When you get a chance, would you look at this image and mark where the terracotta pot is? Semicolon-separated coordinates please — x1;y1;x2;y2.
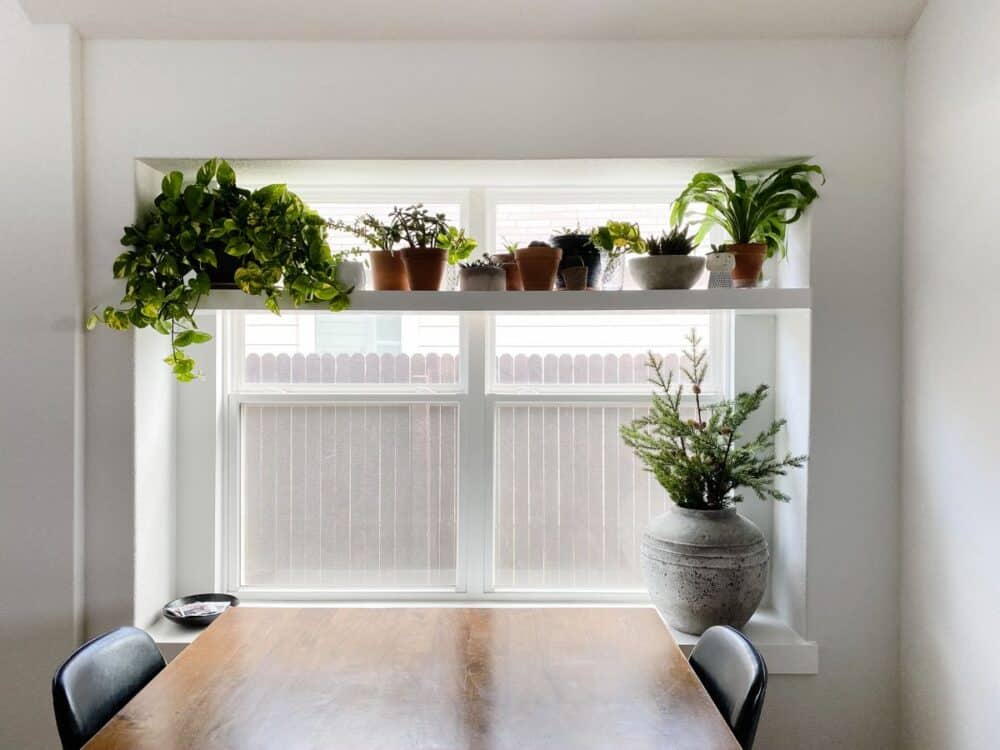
514;246;562;291
560;265;588;290
400;247;447;291
369;251;409;291
726;243;767;288
490;253;524;291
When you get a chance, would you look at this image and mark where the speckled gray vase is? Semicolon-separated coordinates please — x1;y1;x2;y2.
641;506;768;635
628;255;706;290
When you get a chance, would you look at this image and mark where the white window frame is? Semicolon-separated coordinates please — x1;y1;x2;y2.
221;310;731;602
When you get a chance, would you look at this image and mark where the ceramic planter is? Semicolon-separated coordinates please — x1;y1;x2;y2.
641;505;768;635
459;266;506;291
514;246;562;291
369;251;409;291
550;233;601;289
628;255;706;290
490;253;524;291
334;259;367;291
726;243;768;288
400;247;447;291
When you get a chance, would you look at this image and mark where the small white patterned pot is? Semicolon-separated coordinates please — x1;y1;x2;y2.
335;260;367;291
641;505;768;635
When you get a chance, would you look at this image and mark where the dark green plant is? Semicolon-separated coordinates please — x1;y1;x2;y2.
389;204;450;250
646;225;697;256
670;163;824;260
459;253;503;270
89;158;350;381
437;226;478;265
620;330;806;510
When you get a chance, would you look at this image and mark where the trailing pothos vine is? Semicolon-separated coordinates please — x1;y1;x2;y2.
88;158;351;381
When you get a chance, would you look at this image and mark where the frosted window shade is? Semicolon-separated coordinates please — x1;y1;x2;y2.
242;404;459;588
494;405;670;590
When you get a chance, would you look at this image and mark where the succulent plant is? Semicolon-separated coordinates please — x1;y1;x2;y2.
646;225;698;256
528;240;551;248
459;253;504;270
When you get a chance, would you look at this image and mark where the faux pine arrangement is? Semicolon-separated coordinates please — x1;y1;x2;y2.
89;158;351;381
621;330;806;510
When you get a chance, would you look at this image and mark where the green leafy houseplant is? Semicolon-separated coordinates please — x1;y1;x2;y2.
645;225;697;256
620;331;806;510
589;220;646;258
389;204;450;250
669;163;824;260
437;225;478;265
328;214;400;253
90;158;351;381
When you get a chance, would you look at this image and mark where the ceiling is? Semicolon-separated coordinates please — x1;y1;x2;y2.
19;0;927;40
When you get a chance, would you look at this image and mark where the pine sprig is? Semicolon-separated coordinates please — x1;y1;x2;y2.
620;330;807;510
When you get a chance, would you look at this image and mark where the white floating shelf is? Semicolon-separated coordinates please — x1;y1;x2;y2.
202;288;811;313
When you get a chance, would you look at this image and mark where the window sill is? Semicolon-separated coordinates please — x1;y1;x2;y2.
148;604;817;674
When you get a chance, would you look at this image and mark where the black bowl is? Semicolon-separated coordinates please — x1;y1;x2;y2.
162;593;239;628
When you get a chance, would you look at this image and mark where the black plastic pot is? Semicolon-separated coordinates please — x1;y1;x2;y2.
206;250;243;289
550;233;601;289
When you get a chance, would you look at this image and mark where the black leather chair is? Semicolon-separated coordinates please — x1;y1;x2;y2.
689;625;768;750
52;626;165;750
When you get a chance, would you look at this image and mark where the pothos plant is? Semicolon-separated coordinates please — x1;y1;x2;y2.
89;158;351;381
670;163;824;259
620;330;806;510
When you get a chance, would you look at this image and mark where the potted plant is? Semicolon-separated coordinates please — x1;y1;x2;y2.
589;220;645;290
329;215;406;291
559;256;588;290
490;238;524;291
389;204;451;290
458;254;506;291
550;226;600;289
628;225;706;290
670;163;824;287
437;224;478;290
514;240;562;291
334;247;369;291
88;158;351;381
620;331;807;634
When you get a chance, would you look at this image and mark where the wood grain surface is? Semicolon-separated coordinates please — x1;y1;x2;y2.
85;607;739;750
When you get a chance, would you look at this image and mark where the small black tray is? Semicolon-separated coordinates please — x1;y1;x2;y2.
162;593;239;628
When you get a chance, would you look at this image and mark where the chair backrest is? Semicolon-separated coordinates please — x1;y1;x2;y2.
52;626;165;750
689;625;768;750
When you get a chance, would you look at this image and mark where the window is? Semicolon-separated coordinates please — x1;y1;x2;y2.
226;310;728;598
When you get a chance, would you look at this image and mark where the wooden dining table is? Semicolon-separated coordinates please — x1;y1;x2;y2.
85;606;740;750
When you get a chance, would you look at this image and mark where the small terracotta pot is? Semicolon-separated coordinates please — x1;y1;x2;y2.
369;251;409;291
400;247;447;291
490;253;524;291
561;265;588;290
514;246;562;291
726;243;768;288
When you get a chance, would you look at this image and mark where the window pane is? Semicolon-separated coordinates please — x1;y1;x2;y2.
493;313;716;392
494;202;671;248
243;403;458;589
242;312;460;386
493;404;676;590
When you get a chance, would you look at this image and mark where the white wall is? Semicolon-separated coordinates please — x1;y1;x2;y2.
901;2;1000;748
0;1;83;747
83;39;903;748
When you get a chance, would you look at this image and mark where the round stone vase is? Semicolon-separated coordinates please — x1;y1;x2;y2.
641;505;768;635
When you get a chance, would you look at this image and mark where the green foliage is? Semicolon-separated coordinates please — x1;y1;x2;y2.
389;204;450;250
93;158;351;381
620;330;807;510
459;253;503;270
437;226;478;265
670;164;823;260
590;220;647;258
328;215;400;253
501;238;520;255
646;225;697;256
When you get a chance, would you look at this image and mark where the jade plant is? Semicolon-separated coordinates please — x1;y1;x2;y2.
389;204;449;250
670;163;824;259
89;158;351;381
328;214;400;254
645;225;698;256
620;330;806;510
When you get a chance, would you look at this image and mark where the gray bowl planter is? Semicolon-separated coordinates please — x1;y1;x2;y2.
628;255;706;290
335;259;367;291
641;505;768;635
459;266;506;291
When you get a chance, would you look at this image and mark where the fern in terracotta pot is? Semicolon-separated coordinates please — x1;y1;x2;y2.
621;330;806;634
670;163;823;287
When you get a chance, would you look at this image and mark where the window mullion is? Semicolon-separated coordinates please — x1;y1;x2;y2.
458;311;489;596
